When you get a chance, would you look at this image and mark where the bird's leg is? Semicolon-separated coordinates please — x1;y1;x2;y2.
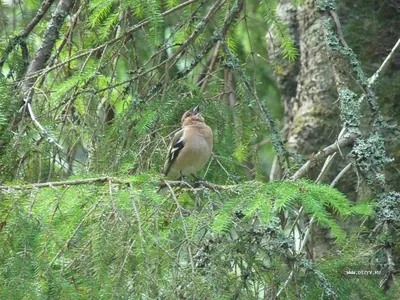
179;171;187;188
191;174;204;185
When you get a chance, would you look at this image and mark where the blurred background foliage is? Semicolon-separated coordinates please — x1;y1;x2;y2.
0;0;399;298
0;0;288;184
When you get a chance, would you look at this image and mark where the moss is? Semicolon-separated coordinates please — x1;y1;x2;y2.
291;115;306;135
323;18;341;51
350;133;393;185
308;105;333;118
338;88;360;132
322;18;367;85
376;192;400;223
315;0;336;12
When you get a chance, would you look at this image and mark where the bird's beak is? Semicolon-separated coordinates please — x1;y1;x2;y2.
192;105;200;116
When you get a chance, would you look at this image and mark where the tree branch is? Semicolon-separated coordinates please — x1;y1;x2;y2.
0;177;236;191
21;0;56;38
20;0;199;82
291;134;356;180
0;177;114;190
21;0;75;96
176;0;244;79
0;0;55;70
368;37;400;88
221;41;290;169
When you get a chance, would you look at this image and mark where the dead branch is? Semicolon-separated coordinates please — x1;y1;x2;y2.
290;134;356;180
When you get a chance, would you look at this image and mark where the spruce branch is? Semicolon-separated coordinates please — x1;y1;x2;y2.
0;177;117;190
276;159;353;298
47;196;103;270
176;0;244;80
26;101;63;150
19;0;199;83
0;177;236;191
199;41;221;92
0;0;56;70
166;0;224;67
43;0;90;83
11;0;76;149
45;0;225;98
221;41;290;170
165;180;196;274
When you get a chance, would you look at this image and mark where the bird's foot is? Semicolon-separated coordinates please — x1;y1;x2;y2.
191;175;205;186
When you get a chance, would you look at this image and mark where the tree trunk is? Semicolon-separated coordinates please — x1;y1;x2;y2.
267;0;400;258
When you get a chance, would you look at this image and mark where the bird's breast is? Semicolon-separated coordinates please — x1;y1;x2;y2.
175;134;212;176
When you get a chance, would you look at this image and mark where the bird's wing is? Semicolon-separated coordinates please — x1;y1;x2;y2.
163;128;185;176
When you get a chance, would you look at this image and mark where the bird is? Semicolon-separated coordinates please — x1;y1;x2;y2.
163;105;213;179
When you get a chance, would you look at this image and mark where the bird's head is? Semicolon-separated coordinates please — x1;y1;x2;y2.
181;105;205;125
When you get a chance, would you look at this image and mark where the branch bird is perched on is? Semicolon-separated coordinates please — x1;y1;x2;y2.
163;105;213;179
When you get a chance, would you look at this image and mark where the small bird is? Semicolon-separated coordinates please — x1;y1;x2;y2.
163;105;213;179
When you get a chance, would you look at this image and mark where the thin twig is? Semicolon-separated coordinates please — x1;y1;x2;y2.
279;153;347;297
0;177;115;190
45;0;88;69
221;40;289;169
368;38;400;87
176;0;244;80
200;41;221;92
291;135;355;180
290;152;336;243
0;0;55;69
164;181;196;274
21;0;75;96
0;177;236;192
162;179;237;191
167;0;223;65
315;152;337;183
330;163;352;188
47;197;103;269
328;10;349;49
26;101;63;149
19;0;199;83
21;0;56;38
380;246;396;289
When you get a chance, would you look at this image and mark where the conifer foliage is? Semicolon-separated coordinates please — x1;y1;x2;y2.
0;0;398;298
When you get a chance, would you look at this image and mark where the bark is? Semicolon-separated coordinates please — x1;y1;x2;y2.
20;0;56;38
0;0;56;70
267;0;400;259
267;0;351;258
338;0;400;189
266;0;299;127
267;0;338;156
21;0;75;96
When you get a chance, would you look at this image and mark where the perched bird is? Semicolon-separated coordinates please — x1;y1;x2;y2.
163;105;213;179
